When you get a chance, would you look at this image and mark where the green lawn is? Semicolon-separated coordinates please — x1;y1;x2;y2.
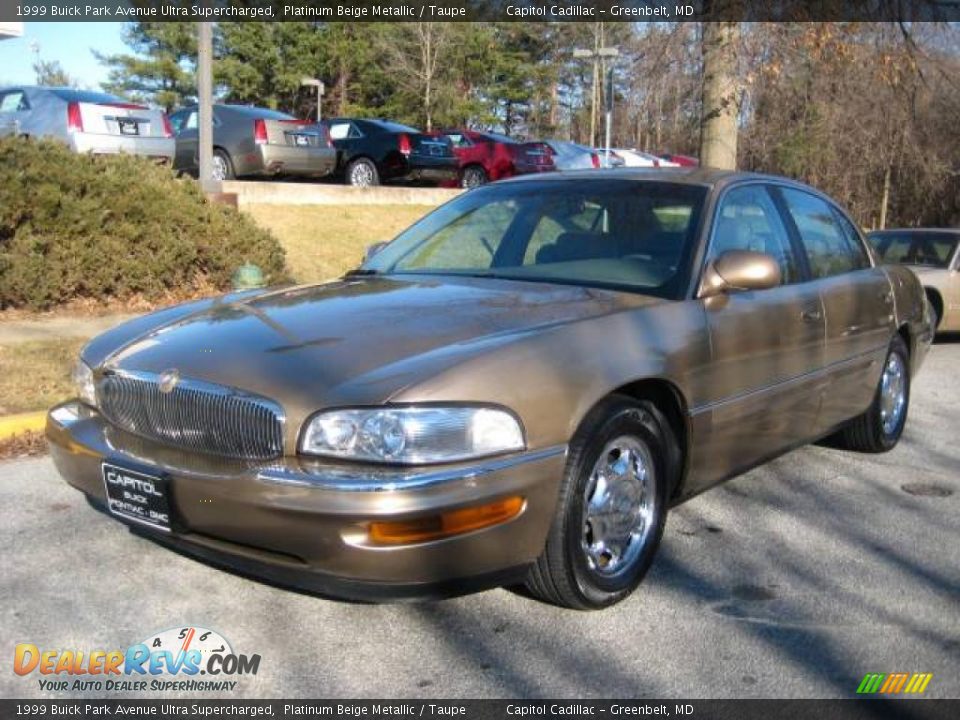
243;204;438;284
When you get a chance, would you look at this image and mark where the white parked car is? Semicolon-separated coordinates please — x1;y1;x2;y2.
613;149;681;168
0;86;175;163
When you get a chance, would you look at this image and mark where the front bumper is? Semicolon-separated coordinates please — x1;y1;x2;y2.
46;402;565;600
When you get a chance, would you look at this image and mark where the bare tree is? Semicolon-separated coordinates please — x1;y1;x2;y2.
700;21;741;169
375;23;455;131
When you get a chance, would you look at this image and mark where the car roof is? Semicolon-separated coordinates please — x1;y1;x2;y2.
500;167;801;189
867;228;960;235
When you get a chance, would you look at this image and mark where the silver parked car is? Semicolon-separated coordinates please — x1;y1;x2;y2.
169;104;337;181
0;86;175;163
543;140;622;170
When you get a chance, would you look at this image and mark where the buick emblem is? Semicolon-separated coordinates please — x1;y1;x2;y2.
158;369;180;394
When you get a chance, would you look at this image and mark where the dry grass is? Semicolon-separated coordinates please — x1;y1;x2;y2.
0;338;86;415
243;204;437;283
0;431;47;460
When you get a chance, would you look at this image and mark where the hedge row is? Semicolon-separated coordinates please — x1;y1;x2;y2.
0;137;288;310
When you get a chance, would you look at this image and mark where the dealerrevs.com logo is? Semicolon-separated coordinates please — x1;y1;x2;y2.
14;626;260;693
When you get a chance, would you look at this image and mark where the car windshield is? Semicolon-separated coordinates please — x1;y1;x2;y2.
370;120;420;134
225;105;295;120
868;232;959;268
49;89;126;104
480;131;517;144
364;179;707;299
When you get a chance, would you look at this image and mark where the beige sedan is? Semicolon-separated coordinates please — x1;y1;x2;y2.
48;170;933;609
868;229;960;333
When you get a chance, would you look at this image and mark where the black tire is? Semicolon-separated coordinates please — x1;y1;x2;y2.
839;334;910;453
525;395;678;610
212;148;235;181
925;291;941;332
346;157;380;187
461;165;489;189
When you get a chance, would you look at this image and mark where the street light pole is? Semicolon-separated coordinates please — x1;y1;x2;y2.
573;46;619;161
197;22;214;192
301;78;325;123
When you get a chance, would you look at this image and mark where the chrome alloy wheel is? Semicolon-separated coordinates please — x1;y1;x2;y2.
880;352;907;435
581;436;657;578
350;162;375;187
211;154;228;181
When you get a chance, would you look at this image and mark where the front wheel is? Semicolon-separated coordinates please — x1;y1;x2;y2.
211;149;235;181
839;335;910;453
525;396;677;610
461;165;488;189
346;158;379;187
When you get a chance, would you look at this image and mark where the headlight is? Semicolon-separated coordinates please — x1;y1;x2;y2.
299;406;525;464
73;360;97;407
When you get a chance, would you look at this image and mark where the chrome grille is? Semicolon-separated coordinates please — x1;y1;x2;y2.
97;371;284;460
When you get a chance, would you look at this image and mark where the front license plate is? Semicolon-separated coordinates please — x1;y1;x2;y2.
118;119;139;136
102;463;172;532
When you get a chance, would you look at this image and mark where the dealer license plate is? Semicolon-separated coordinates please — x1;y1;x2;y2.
102;462;172;532
118;119;139;136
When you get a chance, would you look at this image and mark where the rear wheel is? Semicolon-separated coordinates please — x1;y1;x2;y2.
211;149;234;181
461;165;488;189
839;335;910;453
925;290;941;332
346;158;379;187
525;396;676;610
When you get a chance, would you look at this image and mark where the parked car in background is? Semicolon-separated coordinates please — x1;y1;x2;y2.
439;129;554;188
543;140;616;170
614;149;681;168
48;169;931;610
0;86;174;163
168;104;336;181
659;153;699;167
592;148;626;168
867;228;960;333
323;118;458;187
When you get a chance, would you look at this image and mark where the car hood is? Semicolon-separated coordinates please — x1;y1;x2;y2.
99;275;662;413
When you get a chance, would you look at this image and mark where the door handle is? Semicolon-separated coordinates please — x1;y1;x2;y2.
800;308;822;322
879;291;894;305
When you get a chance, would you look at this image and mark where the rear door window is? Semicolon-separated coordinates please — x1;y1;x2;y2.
778;188;870;278
0;91;27;113
328;122;361;140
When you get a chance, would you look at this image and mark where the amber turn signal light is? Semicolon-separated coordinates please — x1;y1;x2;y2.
368;496;525;546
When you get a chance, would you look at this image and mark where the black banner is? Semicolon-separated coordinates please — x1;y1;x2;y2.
2;0;960;23
2;700;960;720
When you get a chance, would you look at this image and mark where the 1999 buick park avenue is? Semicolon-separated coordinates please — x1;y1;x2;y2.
48;169;933;609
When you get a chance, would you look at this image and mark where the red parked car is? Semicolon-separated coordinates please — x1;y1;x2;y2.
659;153;699;167
439;129;555;188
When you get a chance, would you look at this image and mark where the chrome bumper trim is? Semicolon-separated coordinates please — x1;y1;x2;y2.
257;445;567;492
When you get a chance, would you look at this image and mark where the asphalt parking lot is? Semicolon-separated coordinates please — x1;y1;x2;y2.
2;342;957;700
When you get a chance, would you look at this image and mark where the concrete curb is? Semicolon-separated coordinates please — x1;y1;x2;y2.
0;411;46;440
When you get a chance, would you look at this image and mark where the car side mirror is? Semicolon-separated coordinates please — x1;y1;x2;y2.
699;250;781;298
364;242;388;262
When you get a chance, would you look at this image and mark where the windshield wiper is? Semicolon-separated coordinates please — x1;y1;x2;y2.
344;268;380;277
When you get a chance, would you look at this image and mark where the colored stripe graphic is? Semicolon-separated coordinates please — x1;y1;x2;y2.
858;672;932;694
857;674;885;694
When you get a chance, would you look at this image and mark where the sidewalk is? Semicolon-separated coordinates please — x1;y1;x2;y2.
0;313;134;345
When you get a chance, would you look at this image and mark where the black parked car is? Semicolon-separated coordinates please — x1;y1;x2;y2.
323;118;459;186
